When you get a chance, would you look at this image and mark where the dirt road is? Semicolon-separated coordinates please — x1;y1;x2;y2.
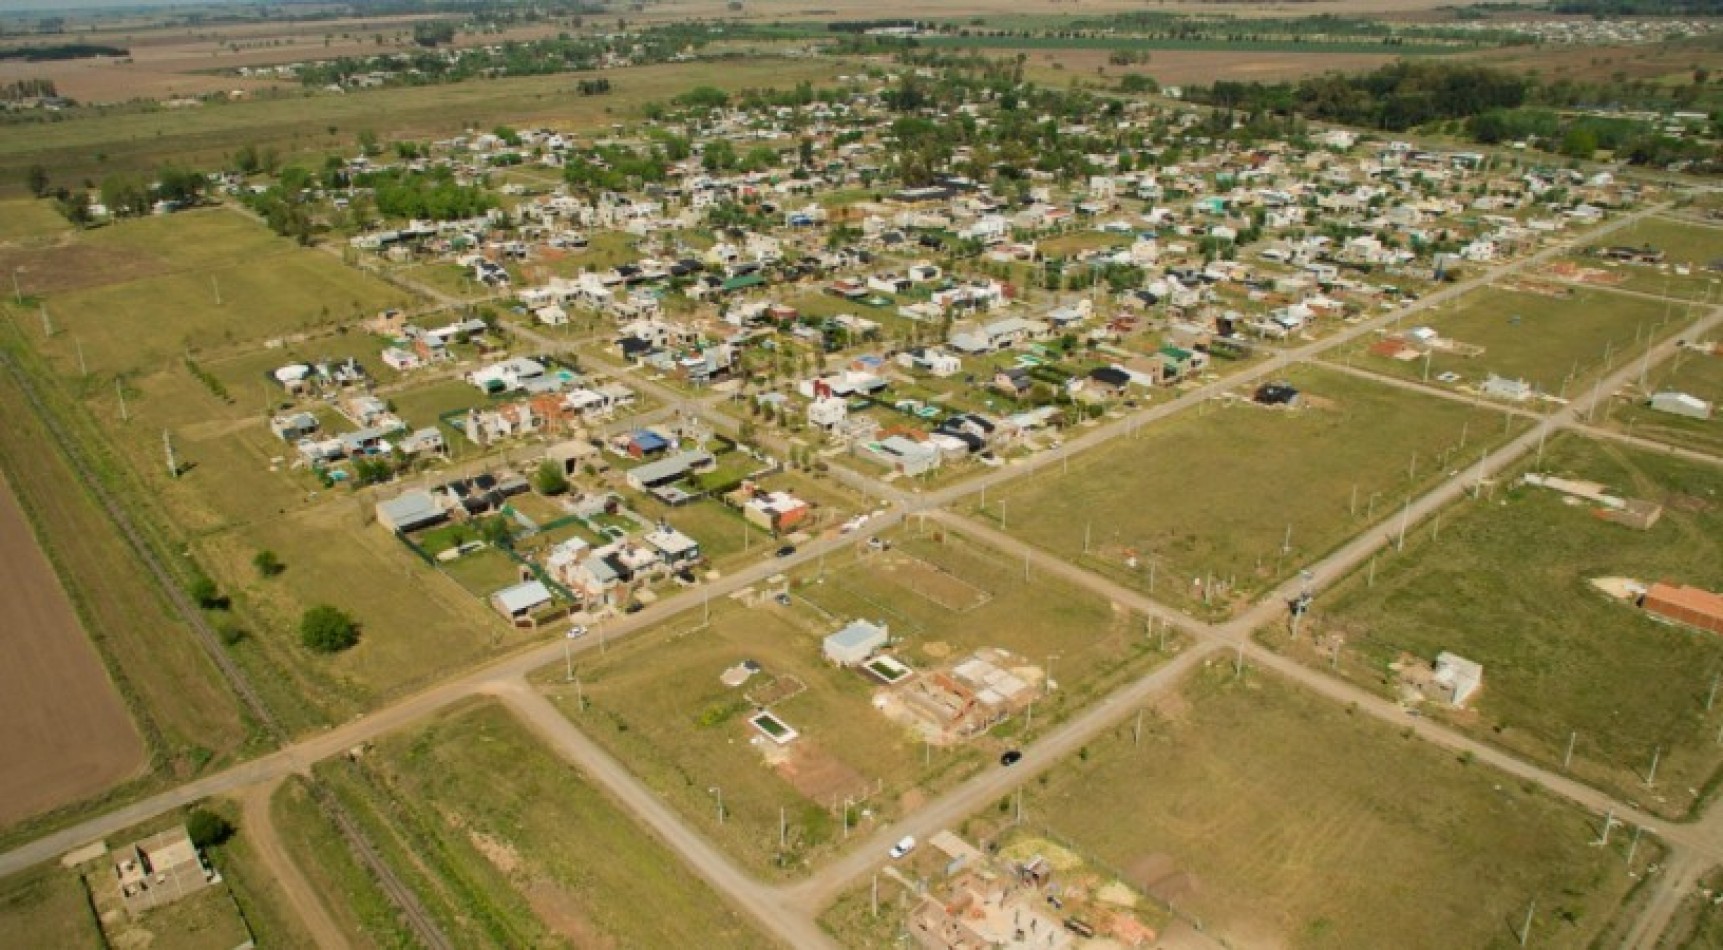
0;471;144;826
240;780;348;950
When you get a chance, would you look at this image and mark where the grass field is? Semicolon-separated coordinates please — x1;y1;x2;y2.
0;199;72;244
1658;866;1723;949
318;698;771;948
537;527;1178;876
270;777;415;949
1579;216;1723;303
972;364;1526;615
0;865;104;950
1274;434;1723;819
911;665;1652;949
1336;284;1689;397
1606;345;1723;457
0;59;844;198
19;210;416;377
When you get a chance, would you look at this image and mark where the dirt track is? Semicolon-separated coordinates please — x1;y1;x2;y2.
0;472;144;827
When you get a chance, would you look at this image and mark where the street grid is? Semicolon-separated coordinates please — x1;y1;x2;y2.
3;195;1723;948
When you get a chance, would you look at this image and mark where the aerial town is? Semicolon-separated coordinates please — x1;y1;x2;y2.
0;0;1721;947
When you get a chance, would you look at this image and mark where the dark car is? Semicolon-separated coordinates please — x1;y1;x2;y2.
775;544;797;558
1000;750;1023;767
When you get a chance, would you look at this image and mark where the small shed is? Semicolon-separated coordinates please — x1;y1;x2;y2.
492;580;552;619
1432;652;1483;707
1649;391;1713;421
375;490;446;533
824;620;889;666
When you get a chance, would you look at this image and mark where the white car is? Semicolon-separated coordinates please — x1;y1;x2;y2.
889;835;916;859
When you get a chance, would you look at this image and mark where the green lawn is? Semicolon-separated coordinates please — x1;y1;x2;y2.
318;699;771;948
1336;284;1690;397
975;364;1527;616
1278;434;1723;819
925;665;1653;950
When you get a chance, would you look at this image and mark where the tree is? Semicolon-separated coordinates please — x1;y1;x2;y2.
189;576;228;610
185;808;234;848
253;550;284;578
25;164;49;198
533;460;569;496
300;605;359;653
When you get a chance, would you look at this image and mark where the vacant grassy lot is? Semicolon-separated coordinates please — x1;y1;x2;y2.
24;210;415;377
1605;346;1723;457
318;699;770;948
0;865;104;950
539;526;1176;875
974;365;1525;615
949;666;1648;949
0;199;71;243
1338;284;1688;397
1280;434;1723;819
1658;866;1723;949
271;777;414;949
1580;216;1723;302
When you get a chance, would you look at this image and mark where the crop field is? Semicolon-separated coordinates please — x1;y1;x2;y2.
1277;435;1723;819
0;475;144;827
1017;48;1406;87
972;365;1526;616
0;864;104;950
940;665;1651;950
1577;216;1723;303
317;699;770;948
1337;283;1688;398
0;59;844;197
539;527;1176;875
1605;345;1723;457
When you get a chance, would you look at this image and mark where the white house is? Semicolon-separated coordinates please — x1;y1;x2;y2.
467;357;548;394
823;620;889;666
1433;652;1483;707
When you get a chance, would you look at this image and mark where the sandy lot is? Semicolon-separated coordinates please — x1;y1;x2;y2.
0;473;144;827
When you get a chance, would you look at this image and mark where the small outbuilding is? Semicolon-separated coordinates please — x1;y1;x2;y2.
492;579;553;619
1649;391;1713;421
1432;652;1483;707
823;620;889;666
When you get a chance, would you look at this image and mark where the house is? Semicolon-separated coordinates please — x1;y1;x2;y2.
1087;366;1133;395
375;490;447;532
111;825;217;913
741;489;811;534
993;367;1034;399
270;411;320;442
468;357;548;394
1432;652;1484;707
823;619;889;666
897;347;962;377
859;435;941;477
1643;583;1723;635
643;524;702;567
545;438;604;477
808;395;848;430
492;579;553;620
1649;391;1713;420
1481;374;1534;402
625;449;715;491
621;429;670;459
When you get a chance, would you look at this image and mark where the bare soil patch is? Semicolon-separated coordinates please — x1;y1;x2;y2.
0;242;167;297
776;741;870;805
0;472;144;826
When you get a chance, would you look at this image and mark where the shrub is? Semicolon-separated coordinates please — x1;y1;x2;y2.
185;808;234;848
252;550;284;578
300;605;359;653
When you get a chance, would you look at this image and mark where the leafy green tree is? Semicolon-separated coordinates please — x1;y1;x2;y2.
533;460;569;496
253;550;285;578
300;605;359;653
25;164;48;198
185;808;234;848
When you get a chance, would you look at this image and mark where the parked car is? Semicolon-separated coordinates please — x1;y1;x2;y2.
889;835;916;859
1000;750;1023;767
776;544;797;558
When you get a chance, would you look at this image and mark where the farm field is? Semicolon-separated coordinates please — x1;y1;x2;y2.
876;665;1652;950
1272;435;1723;819
1017;47;1406;86
0;864;104;950
1575;216;1723;302
971;364;1526;616
1334;283;1688;398
0;329;251;823
317;699;771;948
0;59;844;198
1604;344;1723;458
0;475;143;826
537;527;1178;876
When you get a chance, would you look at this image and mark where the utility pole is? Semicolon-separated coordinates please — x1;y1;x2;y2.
39;303;52;338
163;430;178;478
1397;498;1410;551
1134;708;1144;746
1564;730;1576;769
1645;746;1661;787
1518;898;1535;948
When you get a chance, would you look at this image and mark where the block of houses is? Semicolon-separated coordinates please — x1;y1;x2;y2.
1649;391;1712;420
823;619;889;666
